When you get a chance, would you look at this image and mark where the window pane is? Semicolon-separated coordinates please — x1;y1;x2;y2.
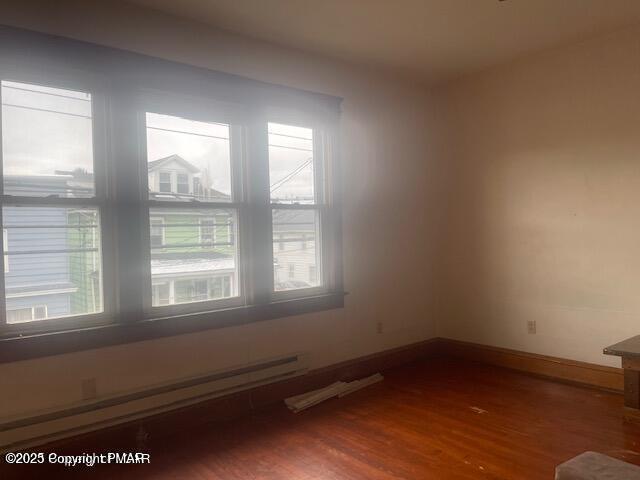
272;209;321;291
1;81;95;197
268;123;315;204
150;218;164;248
3;206;103;323
146;113;232;202
149;208;238;306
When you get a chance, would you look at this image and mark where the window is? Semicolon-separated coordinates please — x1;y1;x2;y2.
149;217;165;248
176;173;189;194
1;80;105;326
7;305;48;323
211;276;231;299
200;218;215;245
269;123;322;292
0;29;342;358
173;278;221;304
152;283;170;306
145;110;238;310
159;171;172;193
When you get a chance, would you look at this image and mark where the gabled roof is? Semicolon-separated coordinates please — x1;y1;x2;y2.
148;154;200;174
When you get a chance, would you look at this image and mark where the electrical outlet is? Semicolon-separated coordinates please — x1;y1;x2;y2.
527;320;536;334
81;378;97;400
376;322;384;334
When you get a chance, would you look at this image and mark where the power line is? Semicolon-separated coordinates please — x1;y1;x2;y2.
268;143;312;153
268;131;312;141
2;84;91;102
1;102;91;120
270;158;313;193
146;125;229;141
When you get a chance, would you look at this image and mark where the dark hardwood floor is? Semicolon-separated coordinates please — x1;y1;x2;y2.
4;357;640;479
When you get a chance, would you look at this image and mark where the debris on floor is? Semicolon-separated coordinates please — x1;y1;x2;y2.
285;373;384;412
470;406;488;414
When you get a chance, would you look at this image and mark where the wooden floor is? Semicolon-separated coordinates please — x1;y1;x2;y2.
4;358;640;479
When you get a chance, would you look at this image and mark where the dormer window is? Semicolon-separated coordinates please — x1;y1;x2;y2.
159;171;172;193
176;173;189;194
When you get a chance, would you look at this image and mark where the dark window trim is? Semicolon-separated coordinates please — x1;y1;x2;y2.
0;292;346;364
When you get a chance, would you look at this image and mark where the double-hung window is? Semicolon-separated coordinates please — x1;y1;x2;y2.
158;171;172;193
0;27;342;360
269;123;324;293
149;217;165;248
1;77;108;332
143;102;242;313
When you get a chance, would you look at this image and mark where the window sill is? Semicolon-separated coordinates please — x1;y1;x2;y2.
0;292;346;364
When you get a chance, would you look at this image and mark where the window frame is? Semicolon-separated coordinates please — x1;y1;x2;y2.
175;172;189;194
268;117;330;300
138;91;247;316
149;216;165;248
158;171;172;193
0;26;344;363
0;67;116;336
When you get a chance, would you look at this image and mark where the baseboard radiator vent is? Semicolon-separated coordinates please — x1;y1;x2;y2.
0;352;309;450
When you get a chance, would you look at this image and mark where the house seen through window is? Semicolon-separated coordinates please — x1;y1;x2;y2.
0;69;338;331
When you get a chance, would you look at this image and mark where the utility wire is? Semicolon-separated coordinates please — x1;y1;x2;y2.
1;102;91;119
146;125;229;141
2;84;91;102
270;158;313;193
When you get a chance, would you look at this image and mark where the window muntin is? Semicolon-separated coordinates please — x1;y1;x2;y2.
148;208;238;307
146;112;232;202
1;81;95;198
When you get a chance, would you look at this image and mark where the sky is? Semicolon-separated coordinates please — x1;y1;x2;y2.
1;80;94;195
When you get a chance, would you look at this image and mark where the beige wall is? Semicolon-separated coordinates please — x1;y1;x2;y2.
0;0;445;442
435;26;640;367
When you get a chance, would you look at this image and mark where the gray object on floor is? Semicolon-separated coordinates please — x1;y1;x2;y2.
555;451;640;480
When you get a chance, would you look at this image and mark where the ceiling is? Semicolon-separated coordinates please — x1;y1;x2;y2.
128;0;640;85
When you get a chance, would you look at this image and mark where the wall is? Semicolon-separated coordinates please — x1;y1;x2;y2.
435;26;640;367
0;0;445;444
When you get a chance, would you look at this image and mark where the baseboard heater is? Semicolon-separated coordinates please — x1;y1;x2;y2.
0;352;308;447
